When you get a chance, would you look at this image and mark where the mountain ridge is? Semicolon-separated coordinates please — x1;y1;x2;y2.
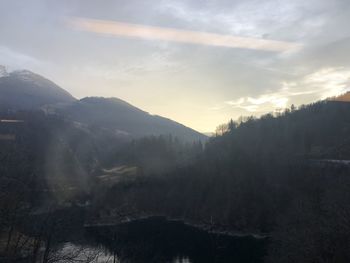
0;68;206;142
52;96;206;142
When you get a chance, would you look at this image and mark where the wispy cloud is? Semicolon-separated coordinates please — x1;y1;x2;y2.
304;68;350;98
73;50;182;83
67;17;302;53
226;95;289;112
224;67;350;113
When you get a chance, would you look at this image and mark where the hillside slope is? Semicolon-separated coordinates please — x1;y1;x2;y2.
207;97;350;161
94;96;350;236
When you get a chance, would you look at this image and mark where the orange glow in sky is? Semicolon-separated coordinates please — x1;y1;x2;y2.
68;17;302;53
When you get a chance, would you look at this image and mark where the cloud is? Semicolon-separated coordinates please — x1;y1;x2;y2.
156;0;331;41
304;68;350;98
67;17;302;53
226;95;289;112
72;49;183;84
224;67;350;113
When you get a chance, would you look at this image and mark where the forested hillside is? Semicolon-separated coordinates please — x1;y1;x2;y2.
93;97;350;262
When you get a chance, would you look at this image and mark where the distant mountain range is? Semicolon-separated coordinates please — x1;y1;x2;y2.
0;67;206;142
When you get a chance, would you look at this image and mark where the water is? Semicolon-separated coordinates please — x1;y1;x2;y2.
55;217;267;263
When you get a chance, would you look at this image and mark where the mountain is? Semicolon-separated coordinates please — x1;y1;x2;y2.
0;67;76;110
51;97;207;142
0;68;206;142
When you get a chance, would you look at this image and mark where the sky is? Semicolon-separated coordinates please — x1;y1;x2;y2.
1;0;350;132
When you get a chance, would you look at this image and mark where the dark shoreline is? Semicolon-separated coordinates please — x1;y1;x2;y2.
84;215;270;239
